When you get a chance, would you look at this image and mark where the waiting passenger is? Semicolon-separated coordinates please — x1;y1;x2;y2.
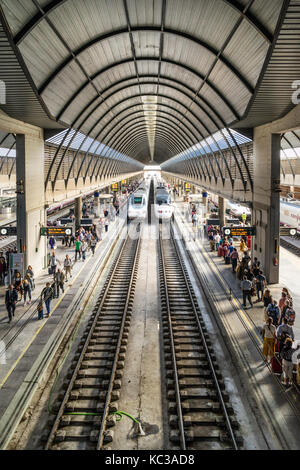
241;275;253;308
75;237;81;261
22;277;32;305
263;289;272;311
281;338;296;386
26;265;35;290
266;299;280;327
54;269;65;298
230;248;239;273
255;270;266;302
262;317;276;363
276;318;294;354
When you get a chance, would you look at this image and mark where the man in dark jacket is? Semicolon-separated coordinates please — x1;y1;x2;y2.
5;284;18;323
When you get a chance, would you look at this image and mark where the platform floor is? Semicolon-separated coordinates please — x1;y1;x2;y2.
0;211;125;436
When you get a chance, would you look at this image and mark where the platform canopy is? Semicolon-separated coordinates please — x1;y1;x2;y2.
0;0;297;165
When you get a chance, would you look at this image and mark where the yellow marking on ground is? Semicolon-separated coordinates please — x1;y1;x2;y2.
0;250;92;389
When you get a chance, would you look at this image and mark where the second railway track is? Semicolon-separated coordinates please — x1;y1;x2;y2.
158;224;242;450
44;227;141;450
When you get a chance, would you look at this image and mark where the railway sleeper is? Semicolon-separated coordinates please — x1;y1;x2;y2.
168;399;233;414
167;368;213;379
167;377;225;390
170;427;240;444
169;412;227;427
69;389;120;401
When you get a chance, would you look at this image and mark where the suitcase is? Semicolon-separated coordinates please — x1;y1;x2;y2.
218;246;223;257
271;355;282;375
225;256;231;265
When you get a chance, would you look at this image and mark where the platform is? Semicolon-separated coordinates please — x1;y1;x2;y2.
0;210;127;448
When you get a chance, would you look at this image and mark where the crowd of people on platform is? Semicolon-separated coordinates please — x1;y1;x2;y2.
3;181;141;324
205;221;299;388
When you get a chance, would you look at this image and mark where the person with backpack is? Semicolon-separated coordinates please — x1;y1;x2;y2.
276;318;294;354
266;299;280;327
41;282;54;317
262;317;276;363
230;248;239;273
255;270;266;302
281;337;296;386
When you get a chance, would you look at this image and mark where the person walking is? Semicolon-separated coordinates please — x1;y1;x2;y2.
22;277;32;305
49;252;59;275
64;254;72;281
26;265;35;290
104;219;109;233
14;271;23;301
54;269;65;298
41;282;54;317
49;236;56;251
241;275;253;308
90;236;97;255
5;284;18;323
81;239;88;261
75;237;81;261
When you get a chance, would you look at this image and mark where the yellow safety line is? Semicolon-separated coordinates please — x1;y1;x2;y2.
0;249;94;389
177;209;262;344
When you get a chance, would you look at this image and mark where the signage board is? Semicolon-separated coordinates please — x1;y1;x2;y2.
0;226;17;236
184;182;191;192
10;253;23;271
206;219;240;226
40;227;72;237
60;218;73;225
80;218;93;226
280;226;297;237
223;226;256;237
121;179;127;185
111;183;118;191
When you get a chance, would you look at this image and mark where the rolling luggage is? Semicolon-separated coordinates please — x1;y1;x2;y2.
271;355;282;375
218;246;223;257
225;256;231;265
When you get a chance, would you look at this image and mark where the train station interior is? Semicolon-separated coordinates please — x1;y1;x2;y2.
1;0;300;456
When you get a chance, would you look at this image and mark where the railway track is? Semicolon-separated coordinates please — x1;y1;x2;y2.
44;227;141;450
280;237;300;257
158;224;242;450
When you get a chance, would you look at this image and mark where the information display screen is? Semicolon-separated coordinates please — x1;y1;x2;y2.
40;227;72;237
280;227;297;236
0;226;17;236
184;182;191;192
223;226;256;237
80;219;93;226
112;183;118;191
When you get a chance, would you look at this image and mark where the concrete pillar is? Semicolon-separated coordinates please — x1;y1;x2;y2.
202;191;208;217
252;132;281;284
75;196;82;229
93;191;100;217
16;133;46;275
218;196;226;229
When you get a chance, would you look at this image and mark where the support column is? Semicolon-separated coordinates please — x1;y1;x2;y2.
202;191;208;217
16;133;46;275
93;191;100;217
75;196;82;230
218;196;226;229
253;132;280;284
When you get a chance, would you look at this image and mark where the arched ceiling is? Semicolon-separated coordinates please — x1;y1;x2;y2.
0;0;292;164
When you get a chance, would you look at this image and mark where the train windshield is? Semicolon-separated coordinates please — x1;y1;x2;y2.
156;195;170;205
134;196;143;205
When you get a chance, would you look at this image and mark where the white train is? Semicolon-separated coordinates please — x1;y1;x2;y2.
280;199;300;232
154;186;174;221
226;200;251;217
127;182;149;220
